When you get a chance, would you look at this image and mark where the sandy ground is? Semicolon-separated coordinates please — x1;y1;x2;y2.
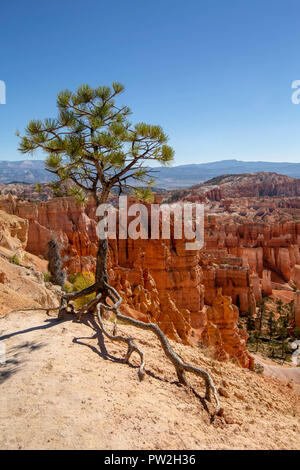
0;310;299;450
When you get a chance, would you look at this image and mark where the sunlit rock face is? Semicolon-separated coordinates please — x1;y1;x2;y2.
202;290;253;369
204;218;300;283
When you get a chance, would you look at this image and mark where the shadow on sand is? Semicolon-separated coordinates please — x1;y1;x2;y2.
1;313;216;418
0;317;72;384
73;314;213;417
0;340;45;384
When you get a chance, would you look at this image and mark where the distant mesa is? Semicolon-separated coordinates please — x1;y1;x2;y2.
0;159;300;188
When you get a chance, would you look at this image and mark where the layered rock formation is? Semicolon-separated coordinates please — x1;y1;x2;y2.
0;193;252;366
0;209;28;251
2;171;300;366
0;195;99;272
202;290;253;368
199;251;257;314
179;172;300;200
0;211;61;315
204;217;300;287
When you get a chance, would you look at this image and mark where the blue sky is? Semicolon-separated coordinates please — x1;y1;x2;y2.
1;0;300;164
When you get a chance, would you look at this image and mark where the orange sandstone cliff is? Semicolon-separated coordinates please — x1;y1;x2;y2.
0;194;253;367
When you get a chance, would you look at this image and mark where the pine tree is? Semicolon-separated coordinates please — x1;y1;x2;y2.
268;310;275;340
18;83;174;294
35;183;42;193
17;83;222;414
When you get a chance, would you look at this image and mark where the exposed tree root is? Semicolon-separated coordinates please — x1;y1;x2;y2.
15;279;222;415
97;305;145;381
75;282;223;414
97;282;222;415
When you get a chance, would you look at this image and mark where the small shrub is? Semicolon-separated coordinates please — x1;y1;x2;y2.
64;281;74;293
72;271;95;308
10;255;20;265
43;272;51;282
253;363;264;375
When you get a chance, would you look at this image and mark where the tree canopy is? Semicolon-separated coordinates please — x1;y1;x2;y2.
18;83;174;204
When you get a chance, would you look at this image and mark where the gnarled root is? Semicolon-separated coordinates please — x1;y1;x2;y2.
97;281;222;416
97;305;145;381
56;278;221;415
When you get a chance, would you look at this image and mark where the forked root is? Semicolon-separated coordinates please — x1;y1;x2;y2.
55;278;222;415
97;305;145;380
97;281;222;416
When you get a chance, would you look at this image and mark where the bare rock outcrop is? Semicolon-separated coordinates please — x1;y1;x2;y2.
202;290;253;369
0;194;258;365
205;218;300;284
294;291;300;328
201;261;256;315
0;209;28;251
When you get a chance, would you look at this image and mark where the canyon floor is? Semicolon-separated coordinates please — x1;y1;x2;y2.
0;309;299;450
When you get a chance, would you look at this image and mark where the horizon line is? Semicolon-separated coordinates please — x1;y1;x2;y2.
1;157;300;167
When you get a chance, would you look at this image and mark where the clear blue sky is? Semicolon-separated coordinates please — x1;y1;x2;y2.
1;0;300;164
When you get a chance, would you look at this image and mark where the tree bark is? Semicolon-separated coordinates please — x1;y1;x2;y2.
95;239;109;287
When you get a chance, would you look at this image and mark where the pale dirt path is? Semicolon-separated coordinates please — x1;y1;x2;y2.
253;355;300;387
0;311;299;450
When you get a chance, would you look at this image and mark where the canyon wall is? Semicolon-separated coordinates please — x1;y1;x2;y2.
202;290;253;369
0;194;253;367
1;173;300;367
2;194;299;290
204;217;300;284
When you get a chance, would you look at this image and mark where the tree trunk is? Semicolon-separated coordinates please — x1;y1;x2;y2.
95;187;110;288
95;238;109;288
57;188;110;319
